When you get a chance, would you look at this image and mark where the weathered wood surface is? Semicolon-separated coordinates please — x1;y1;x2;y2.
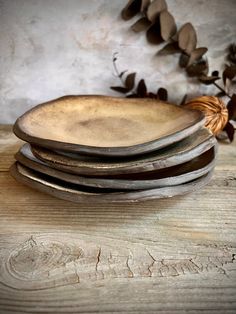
0;125;236;314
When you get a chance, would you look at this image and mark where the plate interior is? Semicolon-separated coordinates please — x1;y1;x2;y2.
15;96;204;149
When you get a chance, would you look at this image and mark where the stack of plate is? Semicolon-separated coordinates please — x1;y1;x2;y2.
11;95;217;203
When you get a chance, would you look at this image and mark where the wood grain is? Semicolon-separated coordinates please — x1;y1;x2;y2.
0;125;236;313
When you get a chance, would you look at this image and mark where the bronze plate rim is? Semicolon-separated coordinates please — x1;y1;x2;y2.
13;95;205;157
15;143;217;190
10;162;214;203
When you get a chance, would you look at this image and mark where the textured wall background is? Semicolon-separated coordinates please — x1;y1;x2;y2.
0;0;235;123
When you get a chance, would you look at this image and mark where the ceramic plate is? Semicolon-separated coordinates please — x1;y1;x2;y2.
13;95;205;157
10;162;214;203
16;144;216;190
31;128;216;176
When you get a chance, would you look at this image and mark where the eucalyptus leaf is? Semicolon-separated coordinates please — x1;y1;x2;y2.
137;79;147;97
187;47;208;66
131;17;151;32
186;61;208;77
111;86;129;93
157;87;168;101
178;23;197;55
156;42;180;56
146;19;163;44
179;53;189;68
125;73;136;90
227;94;236;120
141;0;151;12
146;0;167;22
223;65;236;85
199;75;220;85
160;10;177;41
121;0;142;20
223;122;235;142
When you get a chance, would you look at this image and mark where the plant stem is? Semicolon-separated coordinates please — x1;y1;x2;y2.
213;82;232;100
112;53;126;86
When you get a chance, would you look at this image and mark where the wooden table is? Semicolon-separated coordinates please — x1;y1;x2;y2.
0;125;236;314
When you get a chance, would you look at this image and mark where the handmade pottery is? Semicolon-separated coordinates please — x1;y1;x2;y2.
13;95;205;157
31;128;216;176
10;162;214;203
16;143;216;190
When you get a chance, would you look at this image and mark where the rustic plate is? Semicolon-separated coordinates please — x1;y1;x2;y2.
10;162;214;203
16;144;216;190
31;128;216;176
13;95;205;157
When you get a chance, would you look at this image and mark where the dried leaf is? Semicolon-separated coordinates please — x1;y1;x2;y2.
186;59;209;77
160;10;177;41
212;70;219;77
156;42;180;56
227;43;236;65
223;122;235;142
110;86;129;93
227;94;236;120
137;79;147;97
126;94;138;98
178;23;197;55
215;91;226;98
119;70;128;78
187;47;208;66
125;72;136;90
147;92;157;98
141;0;151;12
146;19;163;44
131;17;151;32
146;0;167;22
171;32;178;42
223;65;236;85
179;53;189;68
198;75;220;85
179;94;188;106
121;0;141;21
157;87;168;101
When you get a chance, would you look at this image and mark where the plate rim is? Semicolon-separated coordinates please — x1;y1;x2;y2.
16;144;217;190
31;131;217;176
10;162;214;203
13;95;205;157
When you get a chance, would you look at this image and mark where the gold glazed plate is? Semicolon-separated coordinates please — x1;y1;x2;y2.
10;162;214;203
16;144;216;190
13;95;205;157
31;128;216;176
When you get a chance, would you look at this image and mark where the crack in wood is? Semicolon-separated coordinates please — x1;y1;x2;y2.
146;249;156;277
95;247;101;272
126;253;134;278
1;235;236;291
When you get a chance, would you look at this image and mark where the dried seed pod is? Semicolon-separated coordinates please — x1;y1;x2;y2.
184;96;228;135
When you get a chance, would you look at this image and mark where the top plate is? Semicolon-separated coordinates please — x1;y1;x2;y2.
13;95;205;157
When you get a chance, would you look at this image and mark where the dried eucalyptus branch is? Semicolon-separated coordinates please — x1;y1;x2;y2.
110;0;236;142
111;53;168;100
